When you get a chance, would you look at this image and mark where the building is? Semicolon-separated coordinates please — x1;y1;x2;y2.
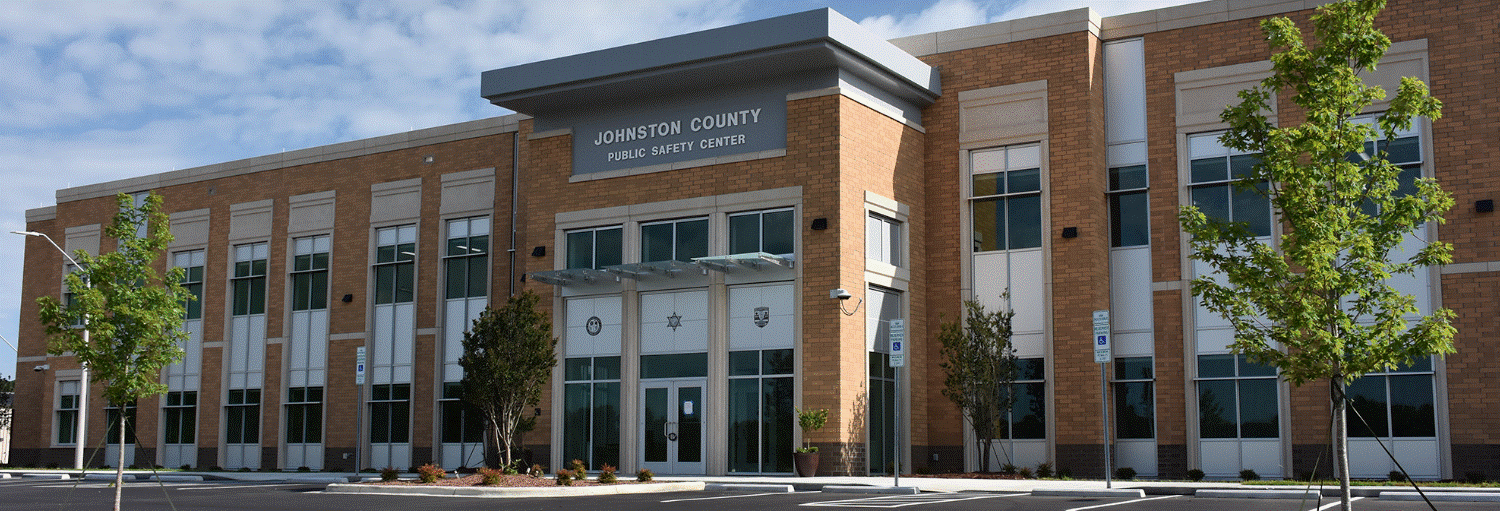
9;0;1498;479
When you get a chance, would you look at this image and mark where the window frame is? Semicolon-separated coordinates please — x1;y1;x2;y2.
1186;132;1272;238
866;212;902;267
1112;356;1155;439
373;225;416;305
225;388;262;444
290;236;330;312
368;383;411;444
162;390;197;445
565;225;624;270
728;208;795;257
443;217;490;300
55;380;80;445
969;143;1044;252
284;386;323;445
639;217;709;263
231;242;268;316
1195;353;1279;439
174;250;206;320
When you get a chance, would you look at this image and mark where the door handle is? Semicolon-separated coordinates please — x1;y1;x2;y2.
665;421;678;442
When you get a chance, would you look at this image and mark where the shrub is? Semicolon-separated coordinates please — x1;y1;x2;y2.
297;466;311;473
417;464;446;483
637;468;654;482
1018;467;1034;479
914;466;931;475
1386;470;1405;482
1114;467;1136;480
237;467;251;472
1187;469;1205;482
1466;471;1486;484
556;469;574;486
1057;468;1072;479
530;464;545;478
179;464;192;471
1035;462;1054;478
569;459;587;481
380;466;400;482
502;460;519;475
45;463;60;470
1000;463;1017;475
478;467;503;486
598;463;618;484
1239;469;1259;481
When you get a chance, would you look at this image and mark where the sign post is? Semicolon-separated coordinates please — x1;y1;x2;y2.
889;319;906;487
1092;311;1112;488
355;346;366;476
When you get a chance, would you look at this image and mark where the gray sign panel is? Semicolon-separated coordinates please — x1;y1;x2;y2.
570;90;787;175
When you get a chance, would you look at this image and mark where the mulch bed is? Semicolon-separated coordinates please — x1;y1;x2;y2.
902;472;1031;480
372;474;642;487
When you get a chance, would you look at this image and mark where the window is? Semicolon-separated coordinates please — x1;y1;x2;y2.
374;226;416;305
104;401;137;445
1002;358;1047;440
866;213;901;266
163;391;196;445
1187;133;1270;237
640;218;708;262
563;356;621;469
439;383;485;445
369;383;410;444
56;380;79;445
444;217;489;299
971;144;1043;251
1348;358;1435;438
225;388;261;444
566;226;623;270
729;208;794;256
174;250;205;320
284;387;323;444
867;285;901;474
232;243;268;316
1109;165;1149;247
1348;119;1423;215
728;349;794;473
1197;354;1278;438
291;237;329;312
1113;357;1154;439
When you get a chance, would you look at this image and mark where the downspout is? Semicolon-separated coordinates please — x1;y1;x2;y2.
508;130;519;298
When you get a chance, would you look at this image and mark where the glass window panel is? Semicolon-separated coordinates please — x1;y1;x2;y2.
1238;379;1279;438
762;210;794;255
390;401;410;442
972;173;1003;197
675;219;709;261
1237;355;1278;377
377;245;395;264
1115;357;1153;380
595;228;622;268
440;400;464;444
1191;158;1228;184
183;284;202;319
1109;165;1148;191
294;254;310;272
1191;185;1230;224
764;377;795;473
567;231;594;270
564;358;591;382
729;351;760;376
1008;144;1041;169
1197;354;1235;378
1115;381;1154;439
293;274;311;311
312;252;328;270
1396;356;1432;373
641;223;673;262
1385;136;1420;165
643;388;668;463
1011;381;1046;439
375;266;394;304
593;382;621;467
640;353;707;379
728;378;760;473
1007;168;1040;193
594;356;620;380
1396;165;1421;198
1007;195;1041;249
562;383;591;464
1346;377;1387;437
1198;379;1238;438
445;238;466;257
396;243;415;262
1017;358;1045;381
970;149;1005;173
369;403;390;443
394;263;414;303
1389;375;1435;437
1110;191;1150;247
310;271;328;309
1233;184;1272;237
467;256;487;297
1230;154;1261;179
763;349;794;375
971;198;1003;252
729;214;760;255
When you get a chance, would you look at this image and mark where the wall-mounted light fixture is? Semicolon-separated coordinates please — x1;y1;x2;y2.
1477;199;1494;213
1061;227;1078;238
831;288;863;316
33;364;49;372
811;218;829;230
531;246;546;257
342;294;354;303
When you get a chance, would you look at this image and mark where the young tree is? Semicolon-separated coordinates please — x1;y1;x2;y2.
459;290;558;469
1;376;12;433
1179;1;1453;507
937;298;1017;472
36;193;190;511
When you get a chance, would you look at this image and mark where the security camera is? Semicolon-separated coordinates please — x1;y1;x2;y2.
831;288;852;300
33;364;49;372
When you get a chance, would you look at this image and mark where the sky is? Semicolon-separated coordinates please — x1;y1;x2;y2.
0;0;1202;379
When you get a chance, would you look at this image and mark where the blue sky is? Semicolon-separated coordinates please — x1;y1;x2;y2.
0;0;1200;379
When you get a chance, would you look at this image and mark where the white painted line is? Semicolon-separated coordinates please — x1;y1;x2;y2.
802;493;1020;508
1314;496;1362;510
1065;494;1181;511
663;492;790;502
175;483;312;491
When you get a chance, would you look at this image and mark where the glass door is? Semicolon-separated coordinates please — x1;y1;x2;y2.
640;379;704;474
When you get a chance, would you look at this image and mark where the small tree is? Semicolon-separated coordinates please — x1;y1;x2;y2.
459;290;558;469
1179;1;1453;508
36;193;189;511
0;376;13;433
937;298;1017;472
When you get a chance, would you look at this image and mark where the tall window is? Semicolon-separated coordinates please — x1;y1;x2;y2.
866;286;901;474
231;243;268;316
104;401;137;446
640;218;707;262
369;383;410;444
439;383;485;454
728;349;794;473
284;387;323;444
1197;354;1278;438
1113;357;1155;439
566;226;622;270
291;237;329;312
56;380;79;445
1109;164;1149;247
225;389;261;444
971;144;1043;252
163;391;196;445
1002;358;1047;440
866;213;901;266
1349;119;1423;213
1187;133;1270;237
563;356;621;469
1348;358;1435;438
374;226;416;305
175;250;204;320
444;217;489;300
443;217;489;460
730;209;794;256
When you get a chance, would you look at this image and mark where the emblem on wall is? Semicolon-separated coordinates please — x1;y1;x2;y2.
585;316;603;336
753;306;770;328
667;312;682;332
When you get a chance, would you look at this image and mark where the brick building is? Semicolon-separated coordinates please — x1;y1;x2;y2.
10;0;1498;480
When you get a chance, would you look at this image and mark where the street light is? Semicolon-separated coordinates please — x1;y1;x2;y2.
12;230;89;470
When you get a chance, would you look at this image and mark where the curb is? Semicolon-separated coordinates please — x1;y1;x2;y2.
1381;491;1500;502
22;473;70;479
822;485;919;495
704;483;794;492
1197;489;1318;499
150;475;206;482
324;481;705;497
1033;489;1146;498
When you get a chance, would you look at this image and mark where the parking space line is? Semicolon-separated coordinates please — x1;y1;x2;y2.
1065;494;1181;511
663;492;793;503
175;483;313;491
1313;497;1362;510
802;493;1022;508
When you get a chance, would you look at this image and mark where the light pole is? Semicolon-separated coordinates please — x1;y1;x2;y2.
13;230;89;470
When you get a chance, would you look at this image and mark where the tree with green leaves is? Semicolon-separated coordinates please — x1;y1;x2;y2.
937;298;1017;473
1;376;13;434
36;193;190;511
459;290;558;469
1178;1;1453;507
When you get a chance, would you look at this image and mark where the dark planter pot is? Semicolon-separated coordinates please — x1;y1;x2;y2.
794;451;820;477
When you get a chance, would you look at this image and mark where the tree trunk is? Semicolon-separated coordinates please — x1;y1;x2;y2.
1334;379;1352;510
115;411;125;511
980;437;991;473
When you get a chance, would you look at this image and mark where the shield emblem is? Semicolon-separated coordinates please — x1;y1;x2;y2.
754;306;770;328
585;316;603;336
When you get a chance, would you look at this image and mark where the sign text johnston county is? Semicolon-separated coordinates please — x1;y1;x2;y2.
592;108;763;163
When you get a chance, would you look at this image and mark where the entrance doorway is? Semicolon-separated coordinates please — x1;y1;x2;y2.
640;379;704;475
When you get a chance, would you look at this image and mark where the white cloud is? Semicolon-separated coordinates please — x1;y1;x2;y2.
856;0;1201;39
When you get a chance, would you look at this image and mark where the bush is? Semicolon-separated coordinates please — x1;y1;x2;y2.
1057;468;1072;479
1466;471;1486;484
297;466;311;473
1187;469;1205;482
502;460;519;475
598;463;618;484
637;468;654;482
556;469;574;486
179;464;192;471
380;466;400;482
1239;469;1260;481
417;464;446;483
1017;467;1034;479
478;467;503;486
569;459;587;481
1388;470;1406;482
1000;463;1017;475
237;467;251;472
530;464;545;478
1035;463;1054;478
1114;467;1136;480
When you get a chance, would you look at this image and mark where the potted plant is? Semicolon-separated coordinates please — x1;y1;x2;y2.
794;407;828;477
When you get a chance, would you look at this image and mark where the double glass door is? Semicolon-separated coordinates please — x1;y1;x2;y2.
641;379;704;474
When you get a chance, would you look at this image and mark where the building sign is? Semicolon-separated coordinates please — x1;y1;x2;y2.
570;93;787;175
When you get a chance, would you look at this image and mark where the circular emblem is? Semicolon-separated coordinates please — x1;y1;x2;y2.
585;316;603;336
